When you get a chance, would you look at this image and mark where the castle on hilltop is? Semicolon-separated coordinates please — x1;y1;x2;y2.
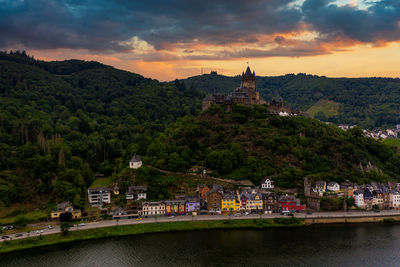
202;67;302;116
202;66;266;111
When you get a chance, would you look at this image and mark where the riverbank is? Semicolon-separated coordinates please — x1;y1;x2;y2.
0;218;304;254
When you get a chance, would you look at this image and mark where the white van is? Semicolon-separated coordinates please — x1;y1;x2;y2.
281;210;290;216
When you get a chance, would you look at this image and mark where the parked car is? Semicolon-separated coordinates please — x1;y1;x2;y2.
373;209;380;213
15;233;23;237
2;225;13;231
136;218;142;221
35;230;44;234
307;211;313;215
78;223;85;227
47;225;54;229
168;216;175;219
244;212;249;215
234;213;241;217
1;235;10;240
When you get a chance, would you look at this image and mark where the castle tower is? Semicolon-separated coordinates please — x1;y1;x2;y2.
241;66;257;104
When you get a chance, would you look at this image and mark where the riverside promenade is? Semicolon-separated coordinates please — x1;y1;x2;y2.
2;210;400;243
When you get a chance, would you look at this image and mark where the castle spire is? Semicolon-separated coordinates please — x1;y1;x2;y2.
245;66;252;75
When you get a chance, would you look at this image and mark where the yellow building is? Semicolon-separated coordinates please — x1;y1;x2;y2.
51;201;82;220
240;191;263;212
221;192;240;214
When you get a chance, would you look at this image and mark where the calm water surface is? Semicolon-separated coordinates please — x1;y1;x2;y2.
1;223;400;266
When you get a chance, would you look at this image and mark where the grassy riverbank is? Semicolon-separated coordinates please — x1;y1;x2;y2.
0;218;304;254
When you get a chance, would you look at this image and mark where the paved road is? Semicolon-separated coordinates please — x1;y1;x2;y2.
2;210;400;242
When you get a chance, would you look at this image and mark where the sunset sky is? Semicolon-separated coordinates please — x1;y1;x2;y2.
1;0;399;81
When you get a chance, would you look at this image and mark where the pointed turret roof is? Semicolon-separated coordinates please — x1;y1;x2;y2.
245;66;252;75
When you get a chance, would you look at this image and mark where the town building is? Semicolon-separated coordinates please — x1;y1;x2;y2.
165;200;186;215
206;190;223;214
374;189;384;209
51;201;81;220
261;192;278;214
363;188;374;210
140;202;165;216
315;181;326;193
304;177;321;211
126;186;147;201
185;197;201;214
129;153;142;169
278;195;306;212
113;184;119;195
381;187;391;209
221;192;240;214
88;187;111;207
240;190;263;212
327;182;340;192
390;190;400;209
260;176;274;190
112;207;139;220
353;190;364;208
197;184;211;200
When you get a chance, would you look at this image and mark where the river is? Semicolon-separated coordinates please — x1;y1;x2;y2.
1;223;399;266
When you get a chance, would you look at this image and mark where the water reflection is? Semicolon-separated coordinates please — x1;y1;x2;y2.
1;224;399;266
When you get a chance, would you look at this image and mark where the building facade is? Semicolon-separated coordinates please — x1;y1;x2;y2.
51;201;81;220
88;187;111;207
221;192;240;214
126;186;147;201
185;198;201;214
261;192;278;214
207;191;223;214
140;202;165;216
261;176;274;190
327;182;340;192
278;195;306;212
197;184;211;200
165;200;186;215
129;154;142;169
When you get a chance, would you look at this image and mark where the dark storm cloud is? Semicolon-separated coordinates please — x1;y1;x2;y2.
0;0;303;51
302;0;400;43
1;0;400;58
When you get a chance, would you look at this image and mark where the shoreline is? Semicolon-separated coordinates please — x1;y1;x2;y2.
1;212;400;255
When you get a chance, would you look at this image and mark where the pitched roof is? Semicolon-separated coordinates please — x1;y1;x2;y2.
212;184;224;192
364;188;374;199
327;182;339;187
130;153;141;162
88;187;110;193
261;176;274;184
57;201;72;211
164;200;186;205
198;184;210;190
186;196;200;202
113;207;127;215
261;192;277;200
127;185;147;194
142;201;164;206
222;192;235;200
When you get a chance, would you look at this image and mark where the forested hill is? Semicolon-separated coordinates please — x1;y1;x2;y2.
0;51;203;209
180;73;400;129
145;104;400;188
